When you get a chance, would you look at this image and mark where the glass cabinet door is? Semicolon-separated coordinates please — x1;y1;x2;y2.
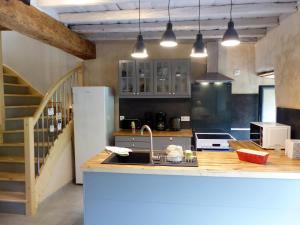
154;60;172;96
172;60;190;96
119;60;136;96
136;61;153;96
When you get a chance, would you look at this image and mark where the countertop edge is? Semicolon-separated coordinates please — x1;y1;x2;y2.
82;167;300;180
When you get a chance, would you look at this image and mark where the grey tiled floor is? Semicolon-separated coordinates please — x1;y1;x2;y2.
0;183;83;225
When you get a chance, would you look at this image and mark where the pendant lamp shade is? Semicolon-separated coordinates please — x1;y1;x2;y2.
131;34;148;58
160;0;177;48
221;0;240;47
190;0;207;58
131;0;148;58
160;22;178;47
190;33;207;58
221;20;240;47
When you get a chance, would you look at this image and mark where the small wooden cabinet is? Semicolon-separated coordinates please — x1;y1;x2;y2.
115;136;191;151
119;59;191;98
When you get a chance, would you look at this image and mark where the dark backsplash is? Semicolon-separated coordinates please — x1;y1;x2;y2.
231;94;258;128
277;107;300;139
119;98;191;129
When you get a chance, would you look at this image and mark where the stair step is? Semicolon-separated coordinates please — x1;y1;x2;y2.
4;83;29;94
5;105;39;118
3;75;18;84
5;94;42;106
0;172;25;182
0;156;25;163
3;128;53;143
0;191;26;203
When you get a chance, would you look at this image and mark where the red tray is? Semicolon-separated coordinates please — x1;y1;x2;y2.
236;149;269;165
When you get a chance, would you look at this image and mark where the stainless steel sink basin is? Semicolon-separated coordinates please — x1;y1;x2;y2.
102;152;198;167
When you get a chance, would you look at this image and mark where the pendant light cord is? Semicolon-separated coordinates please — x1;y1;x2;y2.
230;0;233;21
198;0;201;33
138;0;141;34
168;0;171;22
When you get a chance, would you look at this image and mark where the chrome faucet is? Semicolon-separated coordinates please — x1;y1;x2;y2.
141;125;154;164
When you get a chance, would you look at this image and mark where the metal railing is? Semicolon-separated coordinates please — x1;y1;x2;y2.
23;64;84;215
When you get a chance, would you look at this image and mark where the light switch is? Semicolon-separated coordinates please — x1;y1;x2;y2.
120;116;125;121
181;116;190;122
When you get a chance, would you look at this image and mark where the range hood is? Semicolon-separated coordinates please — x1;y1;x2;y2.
196;42;233;83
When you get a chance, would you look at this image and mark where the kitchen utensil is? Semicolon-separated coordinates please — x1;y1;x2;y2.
169;117;181;131
155;112;167;131
236;149;269;164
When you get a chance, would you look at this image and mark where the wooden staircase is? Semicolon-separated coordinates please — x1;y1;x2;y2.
0;68;42;214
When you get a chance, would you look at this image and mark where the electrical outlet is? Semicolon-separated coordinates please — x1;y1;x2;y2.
181;116;190;122
120;116;125;121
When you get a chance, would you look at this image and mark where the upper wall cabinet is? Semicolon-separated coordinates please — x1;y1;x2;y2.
119;60;136;97
119;59;191;98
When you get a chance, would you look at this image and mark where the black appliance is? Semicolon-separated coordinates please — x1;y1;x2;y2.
170;117;181;131
155;112;167;131
143;112;155;129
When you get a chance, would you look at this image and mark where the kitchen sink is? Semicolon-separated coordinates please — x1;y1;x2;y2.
102;151;198;167
102;152;151;165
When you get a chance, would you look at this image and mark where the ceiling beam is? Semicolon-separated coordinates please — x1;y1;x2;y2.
0;0;96;60
82;28;266;41
37;0;298;9
71;17;278;34
59;2;297;25
0;25;10;31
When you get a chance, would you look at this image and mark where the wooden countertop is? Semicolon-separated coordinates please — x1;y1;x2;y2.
82;141;300;179
113;129;193;137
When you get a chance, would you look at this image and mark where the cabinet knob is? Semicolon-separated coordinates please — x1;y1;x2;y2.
170;137;173;141
132;144;135;147
133;92;136;95
173;93;175;95
169;93;171;95
132;137;135;141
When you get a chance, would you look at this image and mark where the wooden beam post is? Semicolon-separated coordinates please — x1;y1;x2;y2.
24;117;37;215
0;32;4;143
0;0;96;60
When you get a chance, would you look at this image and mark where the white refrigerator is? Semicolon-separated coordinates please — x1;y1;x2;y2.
73;87;114;184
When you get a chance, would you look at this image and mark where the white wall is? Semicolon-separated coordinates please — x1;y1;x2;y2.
2;31;82;94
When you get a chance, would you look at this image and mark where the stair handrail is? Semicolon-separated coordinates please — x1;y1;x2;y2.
32;64;83;125
23;63;84;215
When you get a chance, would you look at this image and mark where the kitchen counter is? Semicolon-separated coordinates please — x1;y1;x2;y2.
113;129;193;137
83;141;300;225
82;143;300;179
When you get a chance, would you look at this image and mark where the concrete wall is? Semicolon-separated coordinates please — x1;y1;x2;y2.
256;10;300;109
1;31;82;94
219;43;274;94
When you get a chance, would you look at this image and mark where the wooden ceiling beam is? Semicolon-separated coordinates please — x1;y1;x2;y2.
59;2;297;25
0;0;96;60
71;17;278;34
83;28;266;41
0;25;10;31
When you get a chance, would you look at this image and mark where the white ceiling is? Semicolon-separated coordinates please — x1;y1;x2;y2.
36;0;300;42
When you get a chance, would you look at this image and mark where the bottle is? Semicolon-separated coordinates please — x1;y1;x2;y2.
131;121;136;134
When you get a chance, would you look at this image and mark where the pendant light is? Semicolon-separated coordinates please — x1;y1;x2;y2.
160;0;178;48
190;0;207;58
221;0;240;47
131;0;148;58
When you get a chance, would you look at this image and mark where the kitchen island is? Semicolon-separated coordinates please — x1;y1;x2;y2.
82;142;300;225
